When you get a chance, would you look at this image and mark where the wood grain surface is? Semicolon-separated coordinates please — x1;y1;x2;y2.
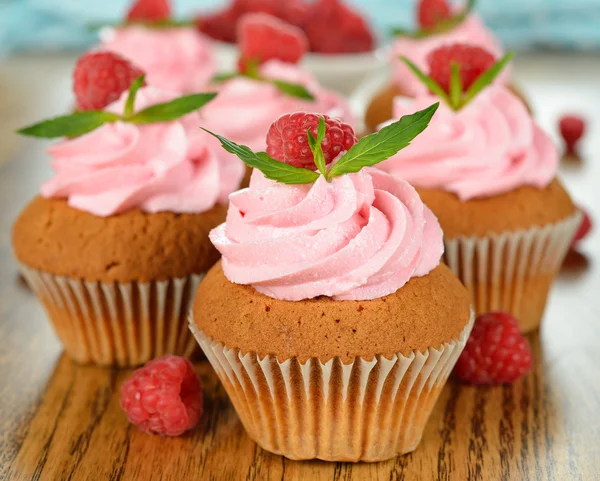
1;53;599;481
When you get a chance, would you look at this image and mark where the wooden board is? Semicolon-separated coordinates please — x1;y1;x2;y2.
1;53;600;480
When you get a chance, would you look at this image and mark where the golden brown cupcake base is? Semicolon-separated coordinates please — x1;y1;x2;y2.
417;178;576;238
425;179;581;333
364;83;402;133
13;196;226;283
192;322;471;462
193;262;471;363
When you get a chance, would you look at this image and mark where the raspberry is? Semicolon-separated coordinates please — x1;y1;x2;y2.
195;6;240;43
238;13;308;68
304;0;374;54
455;312;533;385
120;355;203;436
73;52;145;111
126;0;171;22
559;115;586;154
427;44;496;95
418;0;452;30
571;208;592;247
235;0;281;17
280;0;312;28
266;112;357;169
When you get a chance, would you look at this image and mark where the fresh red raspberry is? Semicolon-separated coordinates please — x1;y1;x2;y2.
280;0;312;29
418;0;452;30
238;13;308;68
559;115;586;154
266;112;357;169
120;355;203;436
571;208;592;247
455;312;533;385
235;0;282;17
126;0;171;22
304;0;374;54
195;5;240;43
73;52;145;111
427;43;496;95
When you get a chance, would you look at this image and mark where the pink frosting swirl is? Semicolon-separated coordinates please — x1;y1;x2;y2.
210;168;443;301
379;86;558;200
41;86;244;216
100;26;215;93
200;60;356;151
391;15;507;97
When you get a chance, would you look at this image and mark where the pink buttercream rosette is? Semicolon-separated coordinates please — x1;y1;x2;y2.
100;26;215;94
42;86;244;217
200;60;356;153
380;86;557;200
210;167;443;301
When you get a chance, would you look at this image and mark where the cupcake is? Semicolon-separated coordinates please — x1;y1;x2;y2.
190;107;473;461
365;0;524;132
98;0;215;94
377;46;580;333
202;13;356;186
13;57;243;366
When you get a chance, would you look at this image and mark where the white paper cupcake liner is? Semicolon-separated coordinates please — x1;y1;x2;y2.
20;264;204;366
189;311;474;462
443;211;581;333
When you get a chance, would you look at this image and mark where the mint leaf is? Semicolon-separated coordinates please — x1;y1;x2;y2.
202;128;320;185
271;80;315;101
462;52;515;106
450;63;462;109
17;111;122;138
307;117;327;177
211;72;239;83
327;103;439;178
124;74;145;118
128;93;217;124
400;57;450;104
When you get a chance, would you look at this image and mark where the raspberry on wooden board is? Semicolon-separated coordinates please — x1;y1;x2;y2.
455;312;533;385
559;115;586;154
120;355;203;436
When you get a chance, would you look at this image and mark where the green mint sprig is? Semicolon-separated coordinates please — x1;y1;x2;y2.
307;118;327;176
327;103;438;178
201;129;320;185
391;0;476;39
210;58;315;101
400;52;514;111
17;75;217;138
202;103;439;185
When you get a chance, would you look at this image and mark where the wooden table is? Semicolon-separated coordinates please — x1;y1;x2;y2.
1;53;599;481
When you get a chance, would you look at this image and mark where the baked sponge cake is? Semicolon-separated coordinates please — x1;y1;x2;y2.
190;109;473;461
376;47;579;333
13;76;244;366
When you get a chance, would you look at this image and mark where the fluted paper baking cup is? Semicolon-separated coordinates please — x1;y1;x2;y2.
20;265;203;366
443;211;581;333
190;312;474;462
